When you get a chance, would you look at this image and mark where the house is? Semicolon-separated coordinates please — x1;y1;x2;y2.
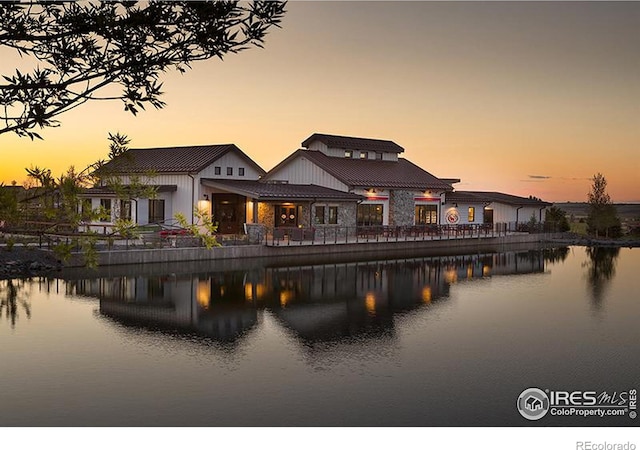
442;191;551;229
262;133;455;228
80;144;266;233
79;133;551;236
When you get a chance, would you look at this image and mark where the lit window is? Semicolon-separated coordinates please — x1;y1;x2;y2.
415;205;437;225
468;207;475;222
360;151;368;159
345;150;353;158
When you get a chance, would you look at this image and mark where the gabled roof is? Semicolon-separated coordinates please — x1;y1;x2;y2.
302;133;404;154
201;179;363;202
97;144;265;175
267;149;453;191
448;191;552;206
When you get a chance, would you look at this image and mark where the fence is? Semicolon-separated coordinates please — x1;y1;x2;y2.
262;223;524;247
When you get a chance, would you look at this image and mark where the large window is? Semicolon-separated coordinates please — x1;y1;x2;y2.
357;204;383;226
148;199;165;224
120;200;132;221
328;206;338;224
415;204;438;225
314;205;325;224
99;199;111;222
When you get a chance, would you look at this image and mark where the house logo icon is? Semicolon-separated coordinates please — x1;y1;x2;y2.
517;388;550;420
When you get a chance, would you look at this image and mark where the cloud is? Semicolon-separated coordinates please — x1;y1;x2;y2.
528;175;552;179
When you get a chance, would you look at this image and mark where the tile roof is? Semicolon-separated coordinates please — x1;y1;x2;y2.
97;144;265;175
294;150;453;190
302;133;404;154
448;191;552;206
201;179;363;202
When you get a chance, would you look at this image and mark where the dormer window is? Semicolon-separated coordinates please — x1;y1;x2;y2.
376;152;383;160
360;152;368;159
345;150;353;158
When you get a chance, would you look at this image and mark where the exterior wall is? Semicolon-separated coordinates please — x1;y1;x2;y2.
441;202;486;225
487;203;547;227
389;190;415;227
197;152;262;181
264;155;350;191
318;146;398;162
110;173;194;224
257;202;275;229
355;188;390;225
311;201;357;227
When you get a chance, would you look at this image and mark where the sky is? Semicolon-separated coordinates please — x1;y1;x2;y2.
0;1;638;202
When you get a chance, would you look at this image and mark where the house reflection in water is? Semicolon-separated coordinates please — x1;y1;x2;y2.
67;249;564;346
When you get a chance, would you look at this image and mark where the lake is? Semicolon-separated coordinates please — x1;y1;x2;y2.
1;245;638;426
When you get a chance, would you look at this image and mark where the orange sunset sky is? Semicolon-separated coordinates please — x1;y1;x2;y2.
0;1;638;202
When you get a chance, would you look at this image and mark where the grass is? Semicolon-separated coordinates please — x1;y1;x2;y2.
570;222;588;235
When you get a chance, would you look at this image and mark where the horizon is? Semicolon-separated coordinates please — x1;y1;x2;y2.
1;2;638;203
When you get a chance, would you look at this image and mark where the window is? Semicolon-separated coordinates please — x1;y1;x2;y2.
415;205;438;225
345;150;353;158
328;206;338;224
314;205;325;224
227;167;233;176
239;167;245;176
357;204;383;226
376;152;383;161
99;199;111;222
468;207;475;222
360;151;368;159
214;166;221;175
81;199;92;219
120;200;132;221
148;199;165;224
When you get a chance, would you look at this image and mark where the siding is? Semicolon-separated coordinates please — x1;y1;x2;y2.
265;155;350;191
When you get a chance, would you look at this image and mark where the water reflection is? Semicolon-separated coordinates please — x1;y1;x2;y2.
0;279;31;328
583;246;620;310
54;249;563;345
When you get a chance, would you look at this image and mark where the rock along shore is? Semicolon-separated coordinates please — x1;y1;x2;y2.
0;246;62;280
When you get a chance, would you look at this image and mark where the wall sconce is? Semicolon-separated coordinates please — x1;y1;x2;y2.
203;194;209;200
453;203;458;208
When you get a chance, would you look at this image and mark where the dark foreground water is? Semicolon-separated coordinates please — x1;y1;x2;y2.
1;246;638;427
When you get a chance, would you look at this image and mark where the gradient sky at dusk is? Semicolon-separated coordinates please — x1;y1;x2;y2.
1;1;638;202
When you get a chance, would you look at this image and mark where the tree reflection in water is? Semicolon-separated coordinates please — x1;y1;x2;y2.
583;246;620;311
0;279;31;328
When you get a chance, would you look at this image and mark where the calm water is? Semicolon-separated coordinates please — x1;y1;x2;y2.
1;246;638;426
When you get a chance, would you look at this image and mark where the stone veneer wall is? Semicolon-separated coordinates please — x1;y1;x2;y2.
257;203;275;229
312;202;357;240
389;190;415;226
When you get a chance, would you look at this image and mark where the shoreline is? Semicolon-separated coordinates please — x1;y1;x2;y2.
1;233;639;280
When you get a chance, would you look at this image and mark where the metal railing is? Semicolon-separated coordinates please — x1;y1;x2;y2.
262;223;521;247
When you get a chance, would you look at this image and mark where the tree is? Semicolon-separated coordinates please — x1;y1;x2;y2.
586;173;621;238
0;1;286;139
544;206;570;232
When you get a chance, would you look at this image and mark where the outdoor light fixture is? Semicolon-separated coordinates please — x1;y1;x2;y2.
203;194;209;200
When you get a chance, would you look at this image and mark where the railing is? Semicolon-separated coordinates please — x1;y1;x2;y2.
262;223;521;247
